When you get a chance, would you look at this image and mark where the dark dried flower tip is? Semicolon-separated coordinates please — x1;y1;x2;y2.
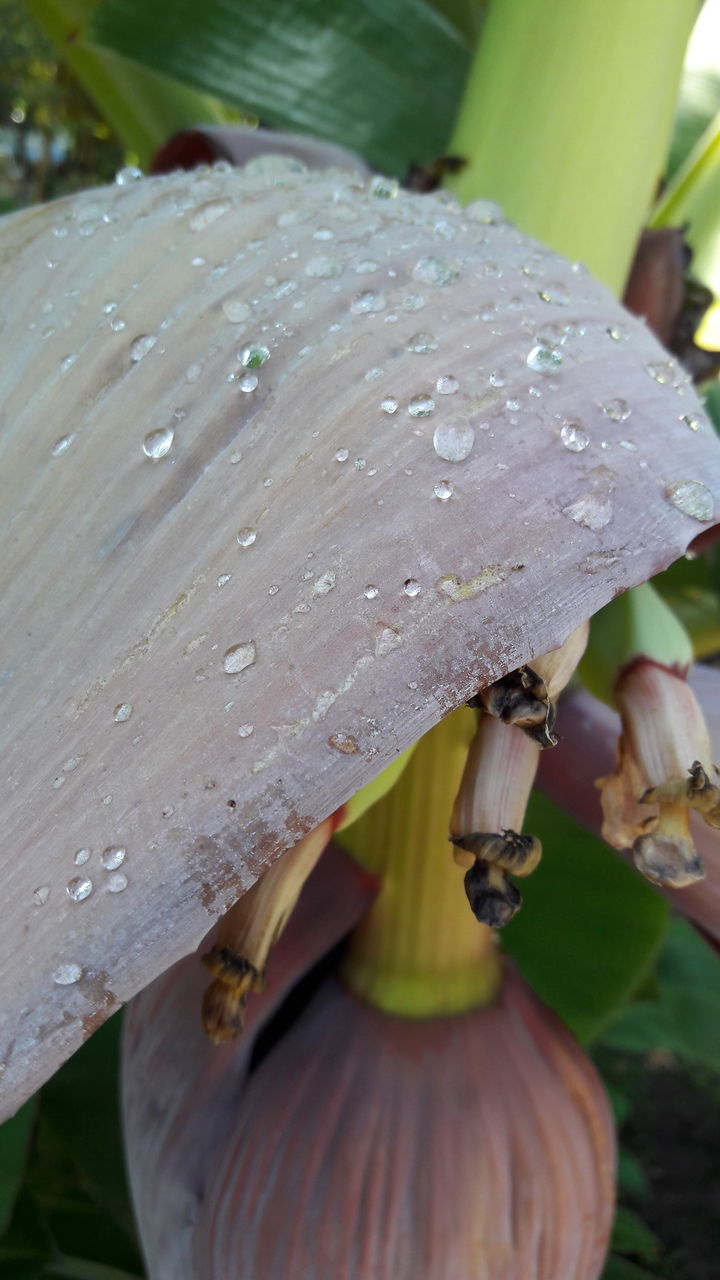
633;831;705;889
471;666;558;749
641;760;720;827
451;829;542;877
464;859;522;928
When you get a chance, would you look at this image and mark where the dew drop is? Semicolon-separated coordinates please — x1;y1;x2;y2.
580;550;620;574
537;283;570;305
488;370;506;389
526;345;563;374
680;412;702;431
665;480;714;522
350;291;386;314
217;573;232;588
369;175;399;199
562;492;613;530
645;360;674;384
142;426;174;459
129;334;157;362
403;578;421;597
222;298;251;323
363;584;379;599
436;375;458;395
223;641;257;674
115;166;143;185
407;331;438;354
67;876;93;902
33;886;50;906
412;257;460;286
335;448;349;462
408;394;435;418
51;434;77;457
101;845;126;871
305;255;342;278
53;963;83;985
189;199;232;232
380;397;398;415
107;872;128;893
238;373;258;392
238;723;254;738
74;848;91;866
59;354;76;374
433;421;475;462
434;479;454;501
113;703;133;723
237;527;257;547
560;420;589;452
602;398;631;422
239;343;270;369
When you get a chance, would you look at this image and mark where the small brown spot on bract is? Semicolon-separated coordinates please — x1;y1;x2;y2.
328;732;360;754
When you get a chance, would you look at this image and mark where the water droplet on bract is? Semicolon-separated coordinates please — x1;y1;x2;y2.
222;298;251;323
238;372;258;393
363;584;379;599
129;334;157;362
236;527;257;547
115;166;143;185
403;578;421;597
142;426;174;459
101;845;126;871
189;199;232;232
33;886;50;906
107;872;128;893
223;641;257;674
602;398;631;422
110;318;126;332
239;343;270;369
560;420;589;452
74;848;91;866
408;394;435;418
605;325;628;341
435;375;458;395
537;283;570;305
645;360;675;384
305;255;342;278
59;354;76;374
350;291;386;314
375;624;403;657
238;723;254;738
335;448;349;462
354;458;366;471
434;479;454;501
407;331;438;354
580;550;620;574
217;573;232;588
433;421;475;462
680;412;702;431
355;260;379;275
562;492;613;530
369;175;399;199
328;732;360;754
53;963;83;985
51;434;77;457
488;370;506;389
412;257;460;286
67;876;93;902
619;439;637;451
113;702;132;722
313;570;336;596
526;345;563;374
380;397;398;415
665;480;714;522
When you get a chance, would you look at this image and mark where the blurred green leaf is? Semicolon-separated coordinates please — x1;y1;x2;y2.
0;1100;37;1234
602;918;720;1070
617;1150;650;1200
88;0;471;173
503;793;669;1042
611;1207;660;1263
653;546;720;659
601;1256;658;1280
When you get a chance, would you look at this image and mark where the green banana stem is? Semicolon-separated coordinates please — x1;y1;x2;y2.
446;0;698;293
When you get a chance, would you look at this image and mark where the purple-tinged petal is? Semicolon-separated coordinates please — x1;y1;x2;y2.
124;963;615;1279
122;842;376;1277
2;163;720;1114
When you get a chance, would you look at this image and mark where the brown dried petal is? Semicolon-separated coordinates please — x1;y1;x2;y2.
2;163;720;1114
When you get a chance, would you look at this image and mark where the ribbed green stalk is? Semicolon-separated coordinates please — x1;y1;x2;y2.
446;0;698;292
25;0;233;165
340;709;501;1018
